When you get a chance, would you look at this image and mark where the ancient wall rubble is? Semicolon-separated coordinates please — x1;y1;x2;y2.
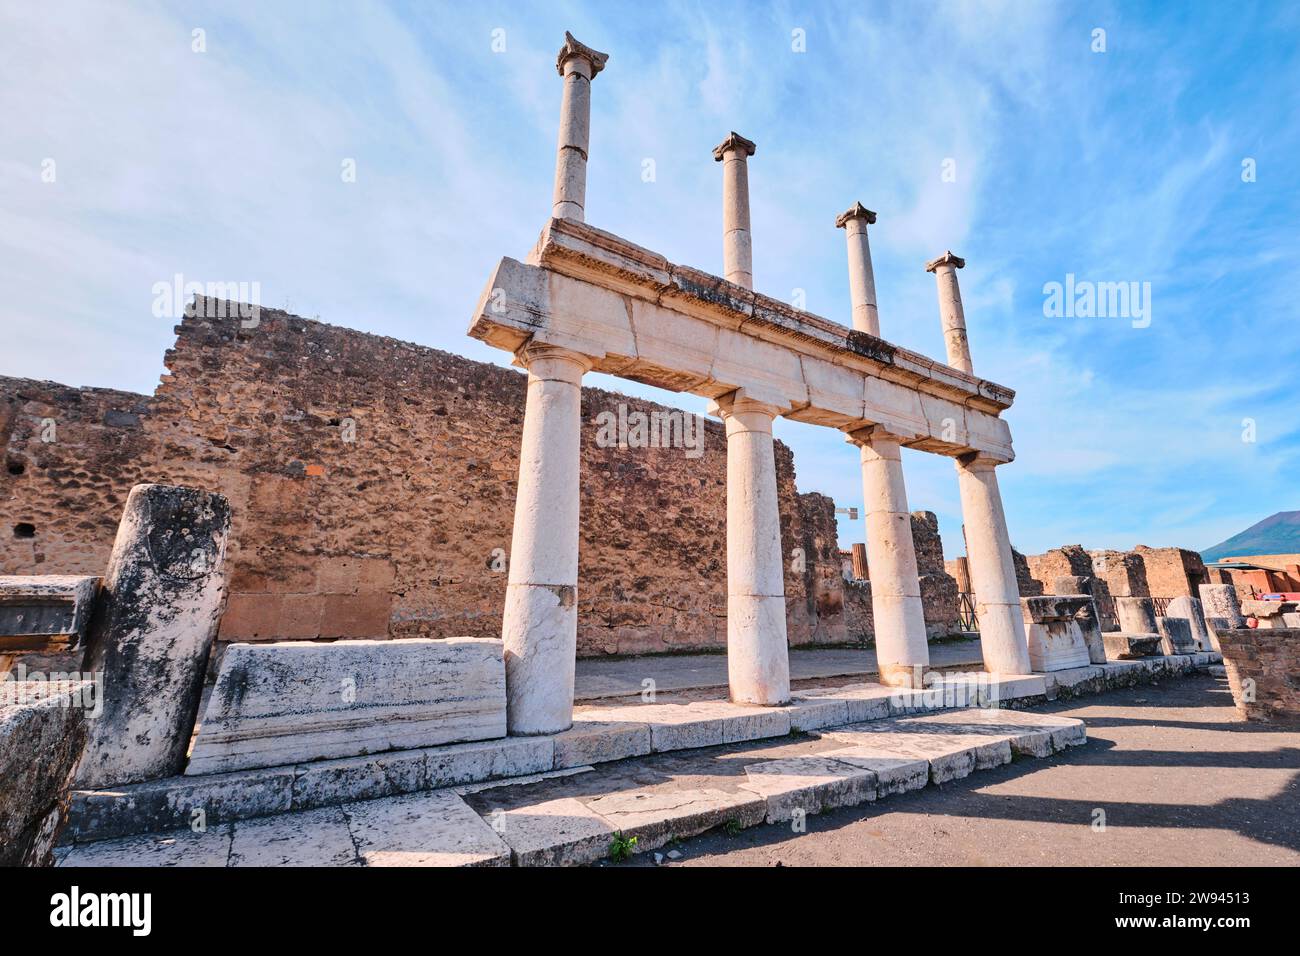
842;511;959;641
1;309;862;658
1020;543;1207;602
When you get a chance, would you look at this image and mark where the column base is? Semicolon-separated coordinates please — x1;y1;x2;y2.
877;662;931;688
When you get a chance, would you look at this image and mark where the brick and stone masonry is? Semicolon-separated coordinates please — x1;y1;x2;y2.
1217;627;1300;724
2;307;964;660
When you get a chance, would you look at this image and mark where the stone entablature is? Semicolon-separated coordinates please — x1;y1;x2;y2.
472;217;1016;463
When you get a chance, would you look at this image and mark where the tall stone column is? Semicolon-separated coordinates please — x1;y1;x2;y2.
848;427;930;686
712;132;757;289
76;484;231;788
956;453;1032;674
835;202;880;336
551;32;609;222
501;344;593;735
926;251;972;374
708;390;790;705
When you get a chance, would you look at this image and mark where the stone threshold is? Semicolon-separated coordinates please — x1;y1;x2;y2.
55;706;1090;867
60;652;1219;846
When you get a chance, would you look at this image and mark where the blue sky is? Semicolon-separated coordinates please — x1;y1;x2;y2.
2;1;1297;559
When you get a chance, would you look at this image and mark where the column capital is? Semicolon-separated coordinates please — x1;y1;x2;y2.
513;342;595;376
712;131;757;162
957;450;1005;471
555;32;609;78
925;250;966;272
835;201;877;228
844;424;903;448
707;387;785;421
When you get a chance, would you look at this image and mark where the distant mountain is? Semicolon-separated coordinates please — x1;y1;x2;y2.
1202;511;1300;563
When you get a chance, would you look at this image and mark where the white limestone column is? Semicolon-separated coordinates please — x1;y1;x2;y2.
712;132;757;289
956;453;1032;674
926;251;972;374
552;33;609;222
849;427;930;686
835;202;880;336
501;344;593;735
708;391;790;705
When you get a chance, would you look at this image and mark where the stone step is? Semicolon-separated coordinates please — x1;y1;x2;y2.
56;707;1086;867
58;655;1217;846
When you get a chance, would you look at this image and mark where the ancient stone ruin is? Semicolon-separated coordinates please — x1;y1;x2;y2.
0;32;1262;870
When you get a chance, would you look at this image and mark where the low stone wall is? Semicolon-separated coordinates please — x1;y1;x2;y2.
1217;627;1300;724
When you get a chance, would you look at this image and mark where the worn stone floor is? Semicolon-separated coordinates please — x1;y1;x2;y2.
573;637;984;700
657;675;1300;867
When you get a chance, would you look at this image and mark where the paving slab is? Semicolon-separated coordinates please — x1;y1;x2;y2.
58;825;233;867
583;786;767;852
342;790;511;867
739;755;878;822
486;796;619;866
228;806;359;867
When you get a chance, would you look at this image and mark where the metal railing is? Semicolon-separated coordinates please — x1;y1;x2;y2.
957;592;979;632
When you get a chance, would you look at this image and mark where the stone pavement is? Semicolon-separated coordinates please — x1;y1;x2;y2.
573;639;985;701
663;675;1300;867
56;705;1085;867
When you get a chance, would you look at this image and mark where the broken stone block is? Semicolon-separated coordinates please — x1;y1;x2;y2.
76;484;232;789
1020;595;1096;672
1165;596;1211;651
0;680;93;866
1115;596;1158;635
1102;632;1161;659
1198;584;1244;649
1156;616;1197;655
187;636;507;775
0;576;100;657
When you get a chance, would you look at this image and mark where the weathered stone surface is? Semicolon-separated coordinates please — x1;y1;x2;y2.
76;484;231;789
1199;584;1243;649
0;680;92;865
487;796;617;866
343;790;511;867
1156;615;1197;655
1021;595;1095;672
66;766;295;844
1115;596;1158;634
552;718;651;769
590;699;791;752
0;575;99;654
1218;627;1300;723
187;636;506;774
1102;632;1161;659
583;786;766;851
58;826;234;867
0;314;847;661
228;805;358;866
820;720;1007;784
425;735;555;789
740;755;878;822
1165;596;1211;651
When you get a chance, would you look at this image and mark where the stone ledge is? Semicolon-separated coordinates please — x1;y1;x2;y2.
60;655;1210;846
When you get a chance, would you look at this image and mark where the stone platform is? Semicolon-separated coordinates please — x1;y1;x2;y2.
57;706;1087;867
58;652;1218;856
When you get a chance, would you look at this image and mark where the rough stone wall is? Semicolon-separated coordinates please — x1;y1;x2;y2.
1;380;154;574
839;512;959;641
794;492;848;645
1012;548;1042;597
911;511;959;637
1;307;853;658
1218;627;1300;724
1089;548;1150;597
1133;545;1207;598
1024;544;1095;593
